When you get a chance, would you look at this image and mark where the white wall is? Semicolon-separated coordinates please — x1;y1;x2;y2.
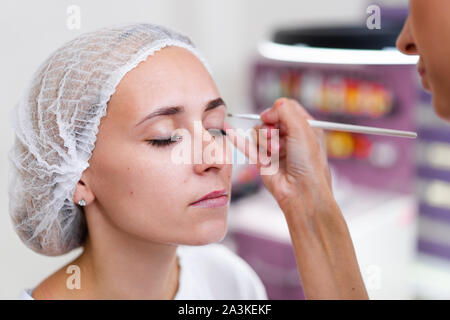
0;0;385;299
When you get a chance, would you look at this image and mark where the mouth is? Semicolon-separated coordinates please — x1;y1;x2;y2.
418;57;426;76
417;57;431;91
418;64;426;77
190;189;229;208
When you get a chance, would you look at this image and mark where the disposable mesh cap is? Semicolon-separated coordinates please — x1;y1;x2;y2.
8;23;212;256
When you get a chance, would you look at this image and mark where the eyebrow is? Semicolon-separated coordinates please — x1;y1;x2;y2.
135;97;226;127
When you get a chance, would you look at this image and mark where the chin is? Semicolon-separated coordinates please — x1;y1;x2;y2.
433;95;450;123
187;220;228;246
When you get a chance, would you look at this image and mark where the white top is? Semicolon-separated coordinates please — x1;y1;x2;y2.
18;243;268;300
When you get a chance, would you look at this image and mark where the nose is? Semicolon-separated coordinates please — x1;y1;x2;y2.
396;16;419;55
192;126;231;175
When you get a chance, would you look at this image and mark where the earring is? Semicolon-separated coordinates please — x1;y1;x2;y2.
78;199;86;206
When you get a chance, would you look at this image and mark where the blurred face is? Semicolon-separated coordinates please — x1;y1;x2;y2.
80;46;232;246
396;0;450;121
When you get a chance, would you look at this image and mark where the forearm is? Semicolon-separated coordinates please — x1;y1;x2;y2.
280;192;369;300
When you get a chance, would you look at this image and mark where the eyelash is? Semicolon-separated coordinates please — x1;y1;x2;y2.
147;129;227;147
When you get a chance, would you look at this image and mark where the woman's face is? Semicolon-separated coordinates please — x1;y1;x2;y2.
79;46;232;246
396;0;450;121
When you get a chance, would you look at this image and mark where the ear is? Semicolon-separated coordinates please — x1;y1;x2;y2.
72;171;95;206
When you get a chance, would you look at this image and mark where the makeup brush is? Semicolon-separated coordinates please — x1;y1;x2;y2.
226;113;417;139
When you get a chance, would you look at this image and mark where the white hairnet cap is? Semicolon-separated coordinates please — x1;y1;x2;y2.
8;23;212;256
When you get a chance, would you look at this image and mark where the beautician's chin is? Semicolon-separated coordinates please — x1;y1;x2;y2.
420;76;432;92
433;96;450;123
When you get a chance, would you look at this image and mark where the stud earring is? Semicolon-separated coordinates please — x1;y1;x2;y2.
78;199;86;206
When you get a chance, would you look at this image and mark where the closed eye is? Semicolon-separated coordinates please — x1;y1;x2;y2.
147;134;182;147
146;128;226;148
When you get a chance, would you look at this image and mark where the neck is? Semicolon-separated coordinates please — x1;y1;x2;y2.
72;209;180;299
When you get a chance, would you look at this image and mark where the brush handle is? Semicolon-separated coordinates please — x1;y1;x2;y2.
226;113;417;139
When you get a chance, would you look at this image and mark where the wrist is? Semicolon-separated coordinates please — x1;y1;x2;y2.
278;180;337;218
280;187;346;240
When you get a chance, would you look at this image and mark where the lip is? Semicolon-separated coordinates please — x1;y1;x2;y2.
418;56;426;76
190;189;229;208
418;65;426;77
417;58;431;91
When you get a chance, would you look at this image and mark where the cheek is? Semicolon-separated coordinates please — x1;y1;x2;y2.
130;163;187;204
89;145;195;236
414;5;450;75
426;43;450;89
118;151;189;205
89;141;188;210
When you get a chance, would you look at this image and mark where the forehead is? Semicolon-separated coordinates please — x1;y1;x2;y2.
107;46;218;120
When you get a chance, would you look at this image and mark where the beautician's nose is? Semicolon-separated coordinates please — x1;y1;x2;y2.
192;127;230;175
396;16;419;55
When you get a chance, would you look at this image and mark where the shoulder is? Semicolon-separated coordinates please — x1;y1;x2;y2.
178;243;268;300
19;262;80;300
